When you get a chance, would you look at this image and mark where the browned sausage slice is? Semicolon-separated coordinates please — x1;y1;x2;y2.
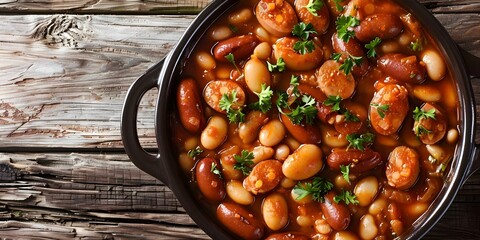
274;37;324;71
294;0;330;34
369;84;409;136
386;146;420;190
177;78;205;133
316;60;356;99
243;160;283;195
203;80;246;113
413;103;447;144
256;0;298;37
354;14;404;42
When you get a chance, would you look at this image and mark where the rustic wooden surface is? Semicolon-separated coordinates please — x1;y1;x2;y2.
0;0;479;239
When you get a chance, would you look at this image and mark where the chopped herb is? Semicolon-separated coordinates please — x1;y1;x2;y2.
370;103;390;119
225;53;244;79
414;124;432;136
440;163;447;172
410;39;423;52
332;52;342;62
276;91;289;109
305;0;324;16
365;37;382;58
324;95;342;111
334;190;359;205
334;0;345;11
410;73;417;79
233;150;255;176
340;164;351;184
187;146;203;158
290;75;300;97
251;84;273;113
339;54;363;75
292;22;318;54
283;95;318;125
267;57;286;72
293;177;334;202
346;132;375;151
413;107;436;121
342;109;360;122
228;24;238;33
336;15;360;42
210;162;222;178
219;90;245;123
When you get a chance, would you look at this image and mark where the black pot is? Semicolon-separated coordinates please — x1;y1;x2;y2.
121;0;480;239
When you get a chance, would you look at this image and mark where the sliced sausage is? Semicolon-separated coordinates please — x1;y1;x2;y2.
327;148;382;173
354;14;404;42
213;35;260;62
320;191;351;231
256;0;298;37
331;33;369;77
280;114;322;144
203;80;246;113
273;37;324;71
294;0;330;34
334;101;367;135
217;203;264;239
369;84;409;136
414;103;447;144
316;60;356;99
243;160;283;195
377;53;426;84
177;78;205;133
386;146;420;190
195;158;225;202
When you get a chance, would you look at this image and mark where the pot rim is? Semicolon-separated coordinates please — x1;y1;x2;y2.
155;0;476;239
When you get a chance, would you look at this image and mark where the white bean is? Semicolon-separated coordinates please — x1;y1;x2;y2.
321;126;348;148
333;231;360;240
282;144;323;180
280;177;296;189
178;152;194;173
252;146;275;164
254;42;272;60
285;136;301;151
262;193;288;230
244;57;271;93
426;144;447;162
210;26;232;41
226;180;254;205
380;41;400;53
354;176;379;207
407;202;429;218
359;214;378;240
421;49;446;81
369;198;387;215
229;8;252;25
315;219;332;235
296;215;313;227
413;84;441;102
334;175;350;189
196;51;216;70
255;26;272;43
275;144;290;161
447;129;459;144
259;119;285;147
398;33;412;46
216;66;231;79
291;188;313;204
200;116;228;150
184;137;198;151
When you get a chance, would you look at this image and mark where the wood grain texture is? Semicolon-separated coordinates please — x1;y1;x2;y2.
0;12;479;149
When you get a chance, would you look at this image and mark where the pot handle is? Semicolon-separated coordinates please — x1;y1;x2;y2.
121;58;169;186
460;46;480;181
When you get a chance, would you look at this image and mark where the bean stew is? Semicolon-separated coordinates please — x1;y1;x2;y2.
172;0;459;239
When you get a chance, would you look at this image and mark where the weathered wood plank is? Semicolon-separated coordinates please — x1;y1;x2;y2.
0;13;479;149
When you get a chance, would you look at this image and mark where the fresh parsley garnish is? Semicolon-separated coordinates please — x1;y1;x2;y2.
276;91;289;109
342;109;360;122
324;95;342;111
267;57;286;72
292;22;317;54
187;146;203;158
413;107;436;136
225;53;244;79
410;39;423;52
228;24;238;33
210;162;222;179
290;75;300;97
346;132;375;151
370;103;390;119
365;37;382;58
334;190;359;205
219;90;245;123
339;54;362;75
340;164;351;184
293;177;334;202
305;0;324;16
414;125;432;136
233;150;255;176
251;84;273;113
336;15;360;42
332;52;342;62
283;95;318;125
334;0;345;11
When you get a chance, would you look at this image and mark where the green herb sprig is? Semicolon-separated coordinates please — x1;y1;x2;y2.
334;190;359;205
293;177;334;202
219;90;245;123
346;132;375;151
233;150;255;176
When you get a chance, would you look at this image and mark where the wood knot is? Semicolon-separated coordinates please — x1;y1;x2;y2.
32;15;93;48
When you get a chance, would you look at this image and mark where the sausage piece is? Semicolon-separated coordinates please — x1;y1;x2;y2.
256;0;298;37
378;53;426;84
327;148;382;173
294;0;330;34
386;146;420;190
195;158;225;201
203;80;246;113
320;191;351;231
316;60;356;99
217;203;264;239
243;160;283;195
369;84;409;136
177;78;205;133
414;103;447;144
354;14;404;42
331;33;369;78
280;114;322;144
213;35;260;62
274;37;324;71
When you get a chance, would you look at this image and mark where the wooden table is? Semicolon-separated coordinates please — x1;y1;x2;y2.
0;0;479;239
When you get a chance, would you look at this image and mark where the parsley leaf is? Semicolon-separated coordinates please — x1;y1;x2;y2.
228;24;238;33
251;84;273;113
187;146;203;158
334;0;345;11
276;91;289;109
290;75;300;97
292;22;317;54
219;90;245;123
336;15;360;42
334;190;359;205
233;150;255;176
340;164;351;184
410;39;423;52
225;53;244;79
332;52;342;62
339;54;362;75
365;37;382;58
414;124;432;136
210;162;222;179
342;109;360;122
305;0;324;16
346;132;375;151
324;95;342;111
293;40;316;55
413;107;436;121
293;177;334;202
267;57;286;72
370;103;390;119
284;95;318;125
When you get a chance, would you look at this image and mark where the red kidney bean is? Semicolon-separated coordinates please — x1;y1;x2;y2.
334;103;366;135
332;33;370;77
354;14;404;43
280;114;322;144
176;78;205;133
377;53;426;84
386;146;420;190
243;160;283;195
316;60;356;100
320;191;351;231
294;0;330;34
265;232;311;240
369;84;409;136
203;80;246;113
213;35;259;62
216;202;264;239
273;37;324;71
327;148;382;173
415;103;447;144
195;158;226;202
256;0;298;37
